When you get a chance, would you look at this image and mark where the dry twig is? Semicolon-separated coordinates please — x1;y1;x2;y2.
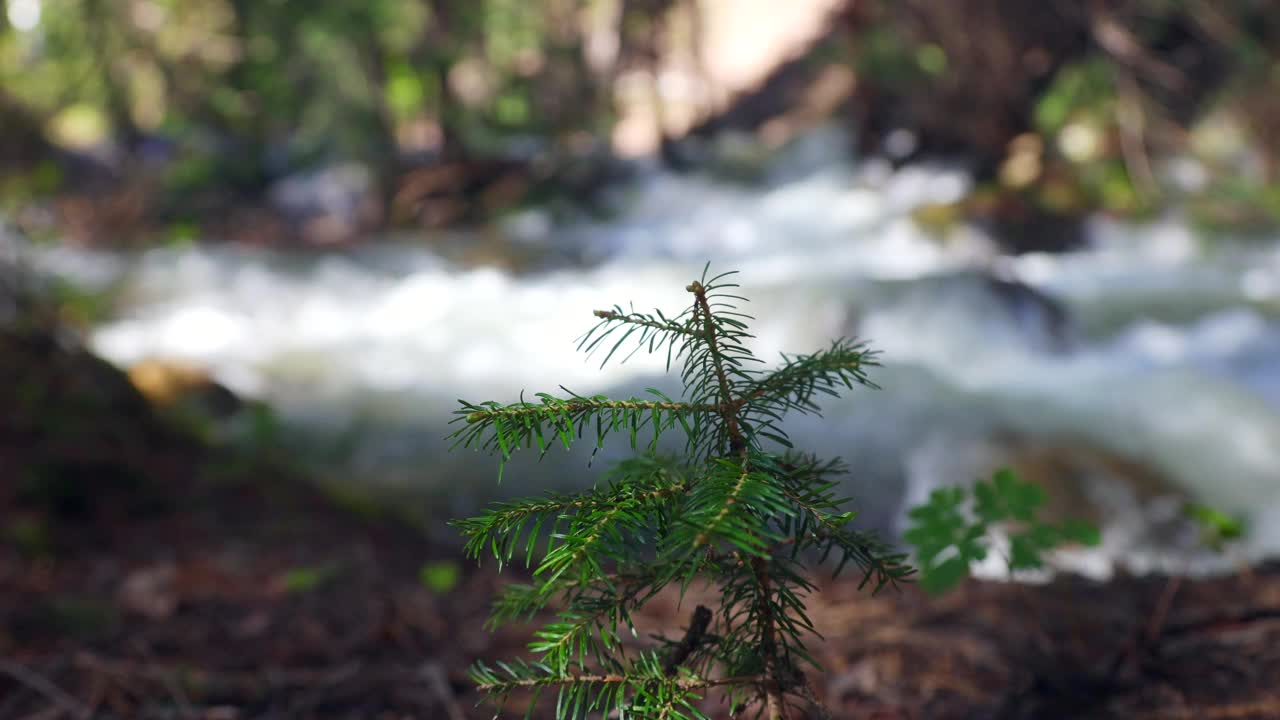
0;658;93;719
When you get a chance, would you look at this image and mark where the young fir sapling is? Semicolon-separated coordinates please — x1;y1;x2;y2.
449;266;1095;719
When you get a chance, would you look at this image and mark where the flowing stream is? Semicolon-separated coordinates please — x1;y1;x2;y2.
18;129;1280;577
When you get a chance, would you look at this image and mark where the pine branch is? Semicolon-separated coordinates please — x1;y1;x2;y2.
450;392;719;479
688;278;748;454
747;341;878;406
579;307;700;371
460;396;716;427
677;460;788;556
530;610;622;673
735;340;879;450
456;469;690;593
471;655;757;720
472;661;752;694
488;559;657;626
706;453;910;593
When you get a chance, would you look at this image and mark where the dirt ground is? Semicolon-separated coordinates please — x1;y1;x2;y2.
4;447;1280;720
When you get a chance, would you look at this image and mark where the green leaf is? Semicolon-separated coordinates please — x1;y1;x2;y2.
905;468;1100;594
1060;518;1102;547
1185;503;1246;551
975;467;1045;523
1008;532;1049;570
920;555;969;594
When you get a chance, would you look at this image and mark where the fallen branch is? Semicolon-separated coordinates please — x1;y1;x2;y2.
0;657;93;719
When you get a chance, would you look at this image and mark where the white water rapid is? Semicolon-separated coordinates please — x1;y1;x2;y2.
17;128;1280;577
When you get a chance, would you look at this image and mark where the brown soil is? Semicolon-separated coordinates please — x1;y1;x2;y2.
5;450;1280;719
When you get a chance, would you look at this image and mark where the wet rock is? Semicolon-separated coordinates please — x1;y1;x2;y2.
390;157;533;229
985;274;1075;353
0;322;192;520
268;163;381;245
665;131;777;184
856;270;1076;363
128;357;243;420
117;563;179;620
996;440;1187;530
969;191;1088;254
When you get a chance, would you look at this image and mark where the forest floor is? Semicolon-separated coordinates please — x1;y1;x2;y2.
3;330;1280;719
5;446;1280;720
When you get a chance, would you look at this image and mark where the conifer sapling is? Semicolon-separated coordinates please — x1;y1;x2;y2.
450;266;912;719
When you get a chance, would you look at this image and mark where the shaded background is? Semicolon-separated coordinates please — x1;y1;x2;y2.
7;0;1280;560
7;0;1280;563
4;1;1280;716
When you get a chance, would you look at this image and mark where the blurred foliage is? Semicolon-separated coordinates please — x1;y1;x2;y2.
1185;502;1246;552
0;0;624;235
904;468;1101;595
418;560;460;594
15;595;120;642
846;0;1280;238
3;0;1280;241
279;563;343;594
4;514;53;558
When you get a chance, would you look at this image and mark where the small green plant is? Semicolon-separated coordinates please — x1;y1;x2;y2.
903;467;1101;594
1143;503;1248;644
278;564;342;594
450;266;912;719
1184;502;1245;553
419;560;462;595
449;267;1099;718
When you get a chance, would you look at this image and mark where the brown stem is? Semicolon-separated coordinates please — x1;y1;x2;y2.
1145;574;1183;642
687;278;792;717
0;658;92;719
663;605;713;676
465;397;717;424
687;280;746;454
752;555;788;720
477;672;757;693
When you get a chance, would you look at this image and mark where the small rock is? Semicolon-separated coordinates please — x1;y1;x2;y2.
128;357;242;418
117;563;178;620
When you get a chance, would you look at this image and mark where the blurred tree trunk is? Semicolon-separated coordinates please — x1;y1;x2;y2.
221;0;272;191
352;16;402;223
0;90;53;173
420;0;471;162
85;0;143;156
618;0;679;165
864;0;1090;177
541;0;609;142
